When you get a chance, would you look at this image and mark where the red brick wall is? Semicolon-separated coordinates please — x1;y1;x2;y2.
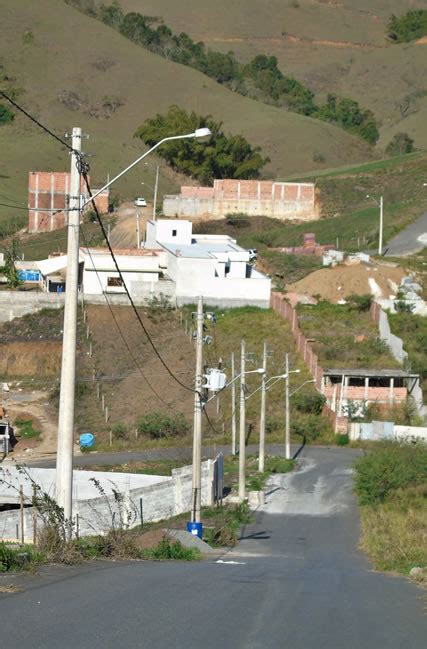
28;171;109;233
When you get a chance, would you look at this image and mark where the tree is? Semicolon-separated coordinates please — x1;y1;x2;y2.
387;10;427;43
135;106;269;184
3;237;21;288
385;132;414;156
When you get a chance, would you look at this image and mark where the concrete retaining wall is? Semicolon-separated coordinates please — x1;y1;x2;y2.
0;291;65;322
0;460;216;542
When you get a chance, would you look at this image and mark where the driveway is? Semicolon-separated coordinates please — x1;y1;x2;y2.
384;212;427;256
1;446;425;648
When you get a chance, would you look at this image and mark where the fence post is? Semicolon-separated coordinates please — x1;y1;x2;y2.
19;485;24;544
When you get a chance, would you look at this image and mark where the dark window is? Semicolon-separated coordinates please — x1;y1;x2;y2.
172;229;177;237
107;277;123;287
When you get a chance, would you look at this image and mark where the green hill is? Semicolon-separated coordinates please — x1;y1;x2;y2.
121;0;427;151
0;0;375;230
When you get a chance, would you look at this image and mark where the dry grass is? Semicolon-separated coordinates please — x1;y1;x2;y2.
0;583;23;593
0;0;376;230
359;485;427;578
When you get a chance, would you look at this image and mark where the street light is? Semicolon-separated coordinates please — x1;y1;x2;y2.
366;194;384;255
56;126;212;531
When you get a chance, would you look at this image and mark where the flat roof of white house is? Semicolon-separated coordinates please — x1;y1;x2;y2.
80;247;163;257
161;237;248;259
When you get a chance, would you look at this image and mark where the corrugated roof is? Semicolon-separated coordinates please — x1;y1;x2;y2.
323;368;419;378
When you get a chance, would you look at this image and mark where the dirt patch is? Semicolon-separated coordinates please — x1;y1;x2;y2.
5;391;59;460
287;262;406;302
0;342;62;377
132;530;170;550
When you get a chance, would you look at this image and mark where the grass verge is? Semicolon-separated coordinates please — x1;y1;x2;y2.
354;441;427;580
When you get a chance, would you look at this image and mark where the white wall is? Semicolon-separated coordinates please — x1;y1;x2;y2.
83;269;160;295
174;257;270;306
146;219;192;247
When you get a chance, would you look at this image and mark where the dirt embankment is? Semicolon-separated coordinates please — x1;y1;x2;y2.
0;341;62;377
287;262;406;302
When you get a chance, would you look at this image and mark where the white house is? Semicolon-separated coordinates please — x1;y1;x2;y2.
79;247;170;298
145;219;271;307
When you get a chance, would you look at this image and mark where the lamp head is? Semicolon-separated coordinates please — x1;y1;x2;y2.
194;127;212;139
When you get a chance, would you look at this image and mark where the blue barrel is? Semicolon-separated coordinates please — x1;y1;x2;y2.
79;432;95;448
186;521;203;539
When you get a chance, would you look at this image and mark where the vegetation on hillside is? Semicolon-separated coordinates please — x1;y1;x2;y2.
297;300;399;370
0;103;14;125
354;442;427;577
135;106;269;183
385;133;415;157
388;312;427;399
387;10;427;43
65;0;379;143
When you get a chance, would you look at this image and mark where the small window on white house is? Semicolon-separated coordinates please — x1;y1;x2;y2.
172;229;177;237
107;277;123;287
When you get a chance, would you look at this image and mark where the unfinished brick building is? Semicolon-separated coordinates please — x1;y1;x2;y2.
163;179;317;222
28;171;109;233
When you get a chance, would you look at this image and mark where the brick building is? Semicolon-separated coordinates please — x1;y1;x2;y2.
28;171;109;233
163;179;317;221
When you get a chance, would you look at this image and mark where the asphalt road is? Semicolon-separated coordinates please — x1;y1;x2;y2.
384;212;427;256
1;446;425;649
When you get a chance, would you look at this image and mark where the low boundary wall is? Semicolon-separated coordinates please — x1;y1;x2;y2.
270;292;348;433
0;459;218;542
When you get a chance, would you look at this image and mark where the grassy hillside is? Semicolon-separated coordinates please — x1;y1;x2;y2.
0;0;376;231
121;0;427;151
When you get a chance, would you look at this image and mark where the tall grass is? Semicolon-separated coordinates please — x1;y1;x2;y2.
354;442;427;576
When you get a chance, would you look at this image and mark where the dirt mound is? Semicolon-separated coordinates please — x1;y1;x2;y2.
287;262;406;302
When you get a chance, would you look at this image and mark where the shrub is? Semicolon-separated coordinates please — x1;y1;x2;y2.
143;536;200;560
348;294;372;312
336;434;349;446
293;392;326;415
112;423;128;440
354;442;427;505
385;132;415;156
0;103;14;125
136;411;190;439
387;10;427;43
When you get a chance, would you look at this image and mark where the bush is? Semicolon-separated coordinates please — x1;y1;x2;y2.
354;442;427;505
136;411;190;439
336;434;349;446
293;392;326;415
387;10;427;43
348;294;372;312
112;423;128;440
385;132;414;156
0;103;14;125
143;536;200;560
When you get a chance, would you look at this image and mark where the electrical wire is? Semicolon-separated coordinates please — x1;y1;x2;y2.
79;226;181;412
0;92;196;398
0;90;73;153
81;172;195;395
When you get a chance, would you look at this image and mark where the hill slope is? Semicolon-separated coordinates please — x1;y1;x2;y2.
121;0;427;150
0;0;374;228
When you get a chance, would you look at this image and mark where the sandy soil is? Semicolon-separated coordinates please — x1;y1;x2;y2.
286;262;406;302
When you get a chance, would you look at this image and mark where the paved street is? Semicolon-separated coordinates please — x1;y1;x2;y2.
384;212;427;256
1;446;426;648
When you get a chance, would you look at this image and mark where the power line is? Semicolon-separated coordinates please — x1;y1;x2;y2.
81;173;195;395
0;94;194;396
0;91;73;153
79;226;181;412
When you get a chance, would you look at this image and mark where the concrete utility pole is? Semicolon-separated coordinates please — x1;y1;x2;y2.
285;353;291;461
136;208;141;248
56;127;82;528
258;341;267;473
238;339;246;502
231;351;237;456
152;165;159;220
191;296;204;523
379;195;384;256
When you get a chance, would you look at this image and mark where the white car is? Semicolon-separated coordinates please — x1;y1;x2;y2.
134;197;147;207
